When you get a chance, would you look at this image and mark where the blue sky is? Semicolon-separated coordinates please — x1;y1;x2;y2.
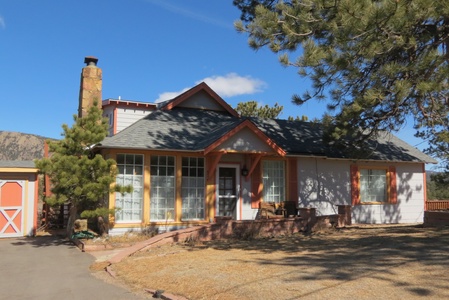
0;0;429;160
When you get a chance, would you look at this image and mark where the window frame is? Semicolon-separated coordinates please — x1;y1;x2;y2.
262;160;286;204
181;157;206;221
150;155;176;221
351;165;397;205
114;153;144;223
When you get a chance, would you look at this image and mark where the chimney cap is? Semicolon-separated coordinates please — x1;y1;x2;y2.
84;56;99;66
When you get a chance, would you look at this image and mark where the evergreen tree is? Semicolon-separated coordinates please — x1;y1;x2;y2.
35;102;130;235
287;115;309;121
236;100;284;118
234;0;449;162
427;172;449;200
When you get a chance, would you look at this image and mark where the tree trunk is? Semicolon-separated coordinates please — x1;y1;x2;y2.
98;216;107;236
66;205;78;238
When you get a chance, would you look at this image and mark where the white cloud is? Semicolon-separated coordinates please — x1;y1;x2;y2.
154;73;266;103
155;89;190;103
197;73;266;97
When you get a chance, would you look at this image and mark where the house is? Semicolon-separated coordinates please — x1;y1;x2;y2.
0;161;39;238
78;57;437;235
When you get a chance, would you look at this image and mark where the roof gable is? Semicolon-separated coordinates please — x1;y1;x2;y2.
204;119;285;156
159;82;239;117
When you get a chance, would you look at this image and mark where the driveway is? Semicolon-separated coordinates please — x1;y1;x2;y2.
0;235;144;300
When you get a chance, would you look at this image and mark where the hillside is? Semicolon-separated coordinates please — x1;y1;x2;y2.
0;131;50;161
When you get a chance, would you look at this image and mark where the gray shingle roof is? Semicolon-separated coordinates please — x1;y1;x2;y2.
100;109;244;151
98;108;437;163
0;160;37;168
252;118;437;163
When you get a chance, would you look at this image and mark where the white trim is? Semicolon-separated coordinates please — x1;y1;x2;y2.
215;164;241;220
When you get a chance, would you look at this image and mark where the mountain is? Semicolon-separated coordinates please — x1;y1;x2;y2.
0;131;50;161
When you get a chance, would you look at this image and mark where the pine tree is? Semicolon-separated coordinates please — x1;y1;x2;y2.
35;102;130;235
234;0;449;162
236;101;284;118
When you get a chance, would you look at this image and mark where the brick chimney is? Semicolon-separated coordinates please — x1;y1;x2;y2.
78;56;102;118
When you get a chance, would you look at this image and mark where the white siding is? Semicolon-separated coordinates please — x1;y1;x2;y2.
102;107;115;136
24;177;37;236
298;158;350;215
297;157;426;224
352;163;425;224
116;108;152;133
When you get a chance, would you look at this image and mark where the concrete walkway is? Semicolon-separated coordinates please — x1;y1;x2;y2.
0;235;145;300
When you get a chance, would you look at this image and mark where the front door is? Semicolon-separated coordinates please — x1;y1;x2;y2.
217;166;239;219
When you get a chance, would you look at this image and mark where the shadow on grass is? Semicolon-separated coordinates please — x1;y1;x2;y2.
192;225;449;299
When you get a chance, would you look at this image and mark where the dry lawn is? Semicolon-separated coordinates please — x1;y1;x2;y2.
106;225;449;300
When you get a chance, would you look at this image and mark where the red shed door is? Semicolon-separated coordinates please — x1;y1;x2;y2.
0;181;24;238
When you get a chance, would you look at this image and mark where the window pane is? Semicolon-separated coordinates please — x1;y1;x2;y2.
125;154;134;165
360;169;387;203
116;154;125;164
150;156;158;166
150;155;176;221
115;154;144;222
167;167;175;176
262;160;285;204
135;155;143;165
135;166;143;175
180;156;205;220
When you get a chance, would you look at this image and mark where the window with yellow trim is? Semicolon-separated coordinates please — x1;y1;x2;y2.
150;155;175;221
115;154;144;222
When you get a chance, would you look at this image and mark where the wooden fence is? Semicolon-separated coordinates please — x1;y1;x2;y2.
426;200;449;211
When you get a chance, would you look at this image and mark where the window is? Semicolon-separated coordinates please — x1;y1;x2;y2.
115;154;143;222
262;160;285;203
351;165;397;205
360;169;387;202
150;155;175;221
181;157;205;220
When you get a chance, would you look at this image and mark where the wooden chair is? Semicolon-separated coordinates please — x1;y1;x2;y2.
259;202;287;219
259;202;277;219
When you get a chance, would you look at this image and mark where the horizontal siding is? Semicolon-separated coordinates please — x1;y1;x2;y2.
102;107;115;136
116;108;152;133
298;158;426;224
298;158;351;216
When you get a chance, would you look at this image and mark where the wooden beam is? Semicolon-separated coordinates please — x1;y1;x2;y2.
206;151;226;180
246;154;263;180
